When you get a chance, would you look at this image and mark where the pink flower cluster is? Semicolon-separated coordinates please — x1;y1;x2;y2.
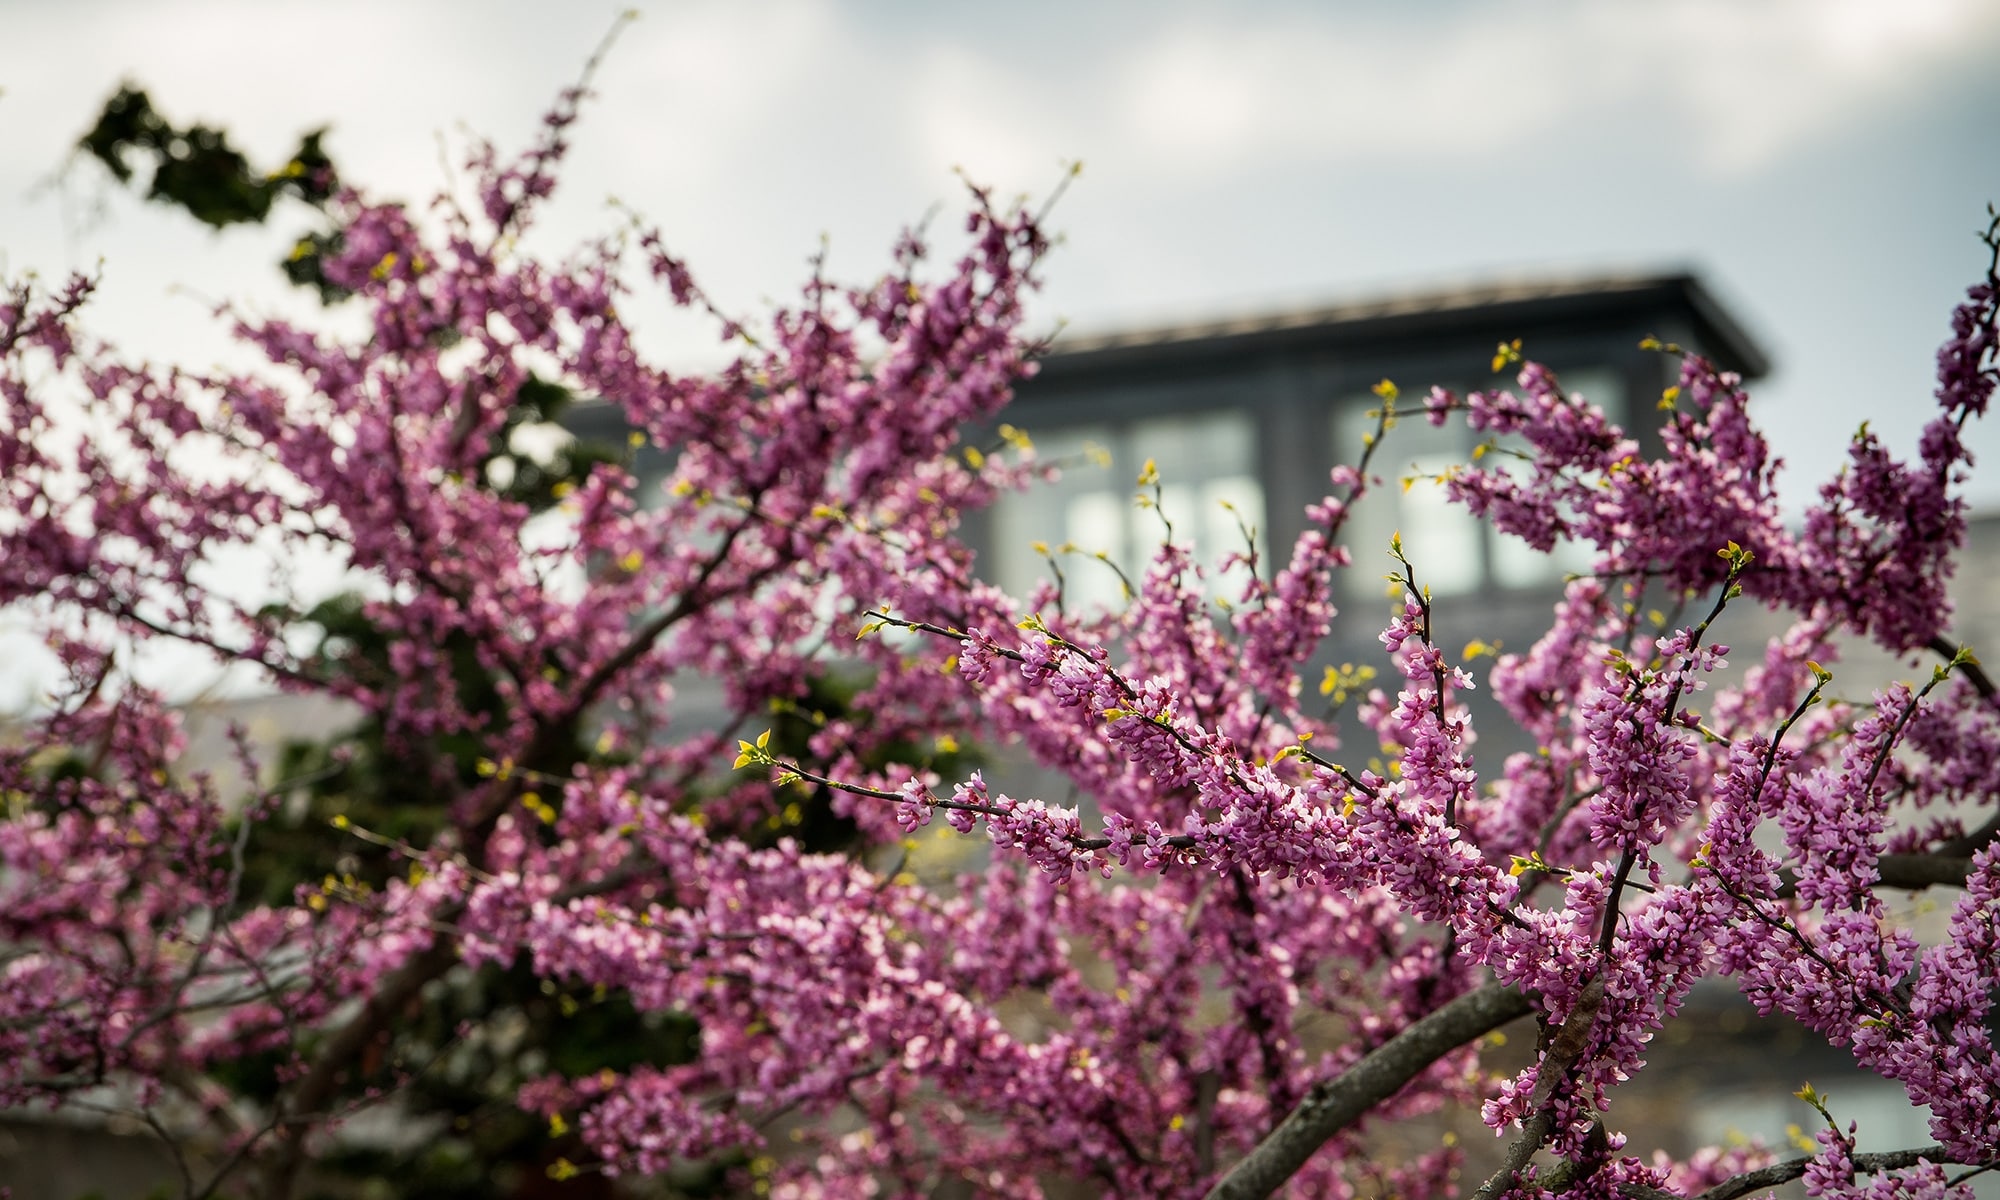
2;78;1998;1200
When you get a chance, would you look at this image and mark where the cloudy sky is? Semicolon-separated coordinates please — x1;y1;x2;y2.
3;0;1998;507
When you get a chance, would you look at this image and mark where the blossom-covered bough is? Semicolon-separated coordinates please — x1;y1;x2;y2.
3;62;1999;1198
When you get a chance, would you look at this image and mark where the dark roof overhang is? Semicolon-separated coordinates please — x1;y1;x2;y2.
1031;272;1769;382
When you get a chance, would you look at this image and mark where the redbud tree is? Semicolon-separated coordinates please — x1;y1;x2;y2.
4;65;1999;1200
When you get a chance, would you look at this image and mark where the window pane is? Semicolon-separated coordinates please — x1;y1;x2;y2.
1066;490;1130;611
1481;366;1626;589
1401;454;1485;595
989;425;1114;603
1336;366;1631;597
986;410;1264;612
1131;411;1262;602
1336;398;1475;592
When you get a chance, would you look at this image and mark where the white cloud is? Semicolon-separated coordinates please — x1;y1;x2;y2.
1633;0;1998;169
909;45;1081;189
890;0;2000;182
1109;16;1574;165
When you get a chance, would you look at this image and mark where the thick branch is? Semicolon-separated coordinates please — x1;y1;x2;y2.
1775;852;1974;900
1876;852;1974;889
1475;974;1606;1200
258;937;462;1199
1941;811;2000;859
1475;1109;1557;1200
1203;983;1531;1200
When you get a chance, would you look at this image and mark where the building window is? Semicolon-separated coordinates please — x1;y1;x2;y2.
1335;368;1625;596
989;410;1265;613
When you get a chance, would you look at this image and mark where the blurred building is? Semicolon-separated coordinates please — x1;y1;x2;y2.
979;271;1766;608
973;270;1768;772
977;277;1995;1193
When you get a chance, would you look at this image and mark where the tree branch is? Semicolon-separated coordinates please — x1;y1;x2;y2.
257;937;462;1199
1203;983;1531;1200
1474;974;1605;1200
1475;1109;1557;1200
1774;852;1974;900
1652;1145;1981;1200
1940;811;2000;859
1876;852;1974;889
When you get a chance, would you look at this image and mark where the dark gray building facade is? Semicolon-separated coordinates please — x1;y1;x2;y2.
987;272;1767;596
975;273;1769;761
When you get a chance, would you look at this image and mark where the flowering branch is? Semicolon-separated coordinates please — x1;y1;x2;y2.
7;52;2000;1200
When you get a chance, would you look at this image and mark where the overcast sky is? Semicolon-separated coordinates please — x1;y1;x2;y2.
3;0;1999;502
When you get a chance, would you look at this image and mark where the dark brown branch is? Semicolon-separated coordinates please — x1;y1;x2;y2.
1535;1120;1613;1194
1941;810;2000;859
1774;852;1974;900
1642;1144;1982;1200
1475;1109;1558;1200
1202;983;1531;1200
1875;852;1974;890
258;938;461;1198
1475;975;1606;1200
